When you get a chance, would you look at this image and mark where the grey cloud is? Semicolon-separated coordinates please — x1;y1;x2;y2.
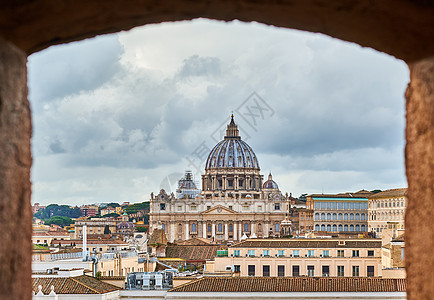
177;55;221;78
28;35;123;108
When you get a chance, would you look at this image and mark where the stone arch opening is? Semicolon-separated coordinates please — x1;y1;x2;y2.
0;2;433;300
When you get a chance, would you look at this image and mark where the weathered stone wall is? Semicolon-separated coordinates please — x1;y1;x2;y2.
405;56;434;300
0;1;433;299
0;38;32;300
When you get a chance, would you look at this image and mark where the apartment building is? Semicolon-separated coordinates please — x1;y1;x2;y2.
308;191;370;233
368;188;407;237
209;238;382;277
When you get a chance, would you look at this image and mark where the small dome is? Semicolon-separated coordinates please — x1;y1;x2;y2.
117;222;135;230
205;115;260;170
263;172;279;189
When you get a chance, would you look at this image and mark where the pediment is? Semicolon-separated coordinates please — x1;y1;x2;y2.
201;205;238;215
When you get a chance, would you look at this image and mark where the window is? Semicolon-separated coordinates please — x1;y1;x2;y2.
217;223;223;232
352;266;360;277
322;250;330;257
315;213;320;220
263;250;270;256
274;203;280;210
337;250;345;257
228;180;233;187
278;265;285;277
307;265;315;277
332;224;337;232
293;250;300;257
233;250;240;257
207;205;211;210
248;250;255;257
338;213;343;220
248;265;255;276
229;205;233;210
352;250;359;257
278;250;285;257
327;213;331;220
243;205;250;211
367;250;374;257
292;265;300;277
190;205;197;211
332;213;337;220
307;250;314;257
337;266;345;277
263;265;270;277
160;203;165;210
191;223;197;232
229;224;233;232
321;213;325;220
322;265;330;277
367;266;375;277
275;223;280;232
401;247;405;260
234;265;240;273
244;223;249;232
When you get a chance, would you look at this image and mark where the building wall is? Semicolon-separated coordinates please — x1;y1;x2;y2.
309;196;368;233
368;194;406;237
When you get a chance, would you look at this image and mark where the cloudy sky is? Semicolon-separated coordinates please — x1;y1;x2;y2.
28;19;409;206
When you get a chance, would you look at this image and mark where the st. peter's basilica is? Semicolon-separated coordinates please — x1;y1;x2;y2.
149;116;293;243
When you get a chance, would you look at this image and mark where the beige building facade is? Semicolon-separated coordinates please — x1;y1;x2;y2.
150;116;292;243
209;238;382;277
368;188;407;237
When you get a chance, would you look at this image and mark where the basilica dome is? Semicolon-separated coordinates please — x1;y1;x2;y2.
205;116;260;170
263;172;279;189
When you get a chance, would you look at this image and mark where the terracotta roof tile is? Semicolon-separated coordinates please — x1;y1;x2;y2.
148;229;167;246
170;277;406;293
166;245;227;261
230;239;381;249
32;275;120;294
368;188;407;199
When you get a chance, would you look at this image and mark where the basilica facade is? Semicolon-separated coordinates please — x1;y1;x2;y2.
149;116;292;243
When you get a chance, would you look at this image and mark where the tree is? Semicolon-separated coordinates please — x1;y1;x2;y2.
35;204;82;219
44;216;74;227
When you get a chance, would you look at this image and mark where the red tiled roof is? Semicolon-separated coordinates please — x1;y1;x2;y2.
230;239;381;249
52;239;128;245
32;232;70;237
170;277;406;292
368;188;407;199
149;229;167;246
166;245;227;261
32;275;120;294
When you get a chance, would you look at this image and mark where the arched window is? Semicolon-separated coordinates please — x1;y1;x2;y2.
355;225;360;231
361;225;366;231
218;223;223;232
344;225;349;231
178;223;182;232
244;223;249;232
350;225;354;231
338;213;343;220
275;223;280;232
191;223;197;232
344;213;348;220
332;224;337;232
162;223;165;231
315;224;320;231
355;213;360;220
207;223;212;232
321;213;325;220
321;224;325;231
338;225;343;232
361;213;365;220
350;213;354;220
229;224;233;232
333;213;337;220
315;213;320;220
327;213;331;220
327;224;331;232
